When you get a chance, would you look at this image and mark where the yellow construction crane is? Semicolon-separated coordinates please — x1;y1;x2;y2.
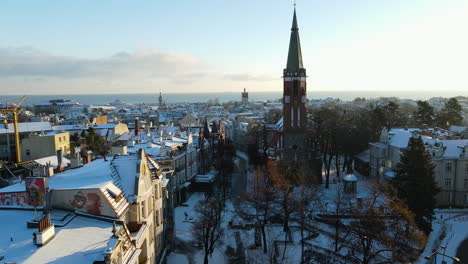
1;95;26;163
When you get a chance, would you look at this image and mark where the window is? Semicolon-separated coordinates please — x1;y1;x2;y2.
59;137;62;142
444;192;452;202
446;162;452;172
141;200;146;218
381;160;386;168
465;194;468;204
465;179;468;189
293;80;299;96
160;208;163;225
155;210;160;226
445;178;452;188
26;150;30;156
465;164;468;175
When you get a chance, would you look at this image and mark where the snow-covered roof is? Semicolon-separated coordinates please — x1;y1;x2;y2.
35;155;71;169
384;170;396;178
88;105;116;110
128;143;162;156
450;125;468;134
194;170;218;183
387;128;468;159
41;159;113;191
388;128;422;148
111;155;139;201
52;124;86;131
439;140;468;158
116;131;133;141
93;123;118;129
0;122;52;134
0;210;117;264
342;174;357;182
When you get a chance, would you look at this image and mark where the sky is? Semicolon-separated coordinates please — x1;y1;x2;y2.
1;0;467;95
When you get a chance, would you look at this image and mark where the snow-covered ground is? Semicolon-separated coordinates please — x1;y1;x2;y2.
168;166;468;264
416;209;468;263
169;192;233;264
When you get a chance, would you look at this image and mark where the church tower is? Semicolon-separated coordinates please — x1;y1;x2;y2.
241;88;249;105
281;8;309;161
283;8;307;131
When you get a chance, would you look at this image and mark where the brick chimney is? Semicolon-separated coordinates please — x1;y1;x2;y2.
135;119;140;136
33;214;55;246
56;149;64;172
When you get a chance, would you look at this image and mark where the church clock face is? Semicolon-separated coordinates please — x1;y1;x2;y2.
284;96;291;103
301;96;307;103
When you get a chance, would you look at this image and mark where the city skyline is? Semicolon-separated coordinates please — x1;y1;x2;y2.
1;0;468;95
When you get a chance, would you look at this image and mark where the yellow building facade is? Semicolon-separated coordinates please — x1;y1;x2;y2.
21;132;70;161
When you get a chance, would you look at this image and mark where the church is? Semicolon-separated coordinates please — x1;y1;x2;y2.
268;8;322;182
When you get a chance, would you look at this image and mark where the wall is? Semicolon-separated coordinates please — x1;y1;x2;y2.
114;123;130;138
51;189;116;217
0;192;29;206
21;132;70;161
93;116;108;125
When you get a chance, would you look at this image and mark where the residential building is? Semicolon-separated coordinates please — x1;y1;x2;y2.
370;127;468;207
0;121;53;162
0;149;167;263
20;131;70;161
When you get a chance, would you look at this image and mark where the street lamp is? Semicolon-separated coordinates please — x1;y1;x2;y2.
425;245;461;263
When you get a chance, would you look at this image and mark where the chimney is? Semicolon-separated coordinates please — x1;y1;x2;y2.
33;214;55;246
56;149;64;172
135;119;140;136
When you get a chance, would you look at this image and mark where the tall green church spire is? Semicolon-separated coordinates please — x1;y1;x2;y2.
286;8;304;73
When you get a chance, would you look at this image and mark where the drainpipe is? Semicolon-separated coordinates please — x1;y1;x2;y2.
454;159;458;206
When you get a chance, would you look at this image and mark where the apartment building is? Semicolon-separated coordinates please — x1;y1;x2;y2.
20;131;70;161
370;127;468;207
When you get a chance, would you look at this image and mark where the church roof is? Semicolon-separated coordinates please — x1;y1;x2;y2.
286;8;304;73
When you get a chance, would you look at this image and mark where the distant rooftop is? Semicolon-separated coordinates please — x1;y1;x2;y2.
0;122;52;134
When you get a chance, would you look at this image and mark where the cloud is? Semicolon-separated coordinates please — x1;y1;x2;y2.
223;73;276;82
0;46;200;78
0;46;281;94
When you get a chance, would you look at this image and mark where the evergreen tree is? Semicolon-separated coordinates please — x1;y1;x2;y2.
393;136;439;234
415;100;436;126
437;97;463;128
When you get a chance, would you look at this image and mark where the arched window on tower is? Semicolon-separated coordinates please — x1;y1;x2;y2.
293;80;299;97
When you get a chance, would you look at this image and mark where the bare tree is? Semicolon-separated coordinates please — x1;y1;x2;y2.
343;183;426;264
239;166;276;253
293;185;320;263
329;183;351;253
192;198;224;264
